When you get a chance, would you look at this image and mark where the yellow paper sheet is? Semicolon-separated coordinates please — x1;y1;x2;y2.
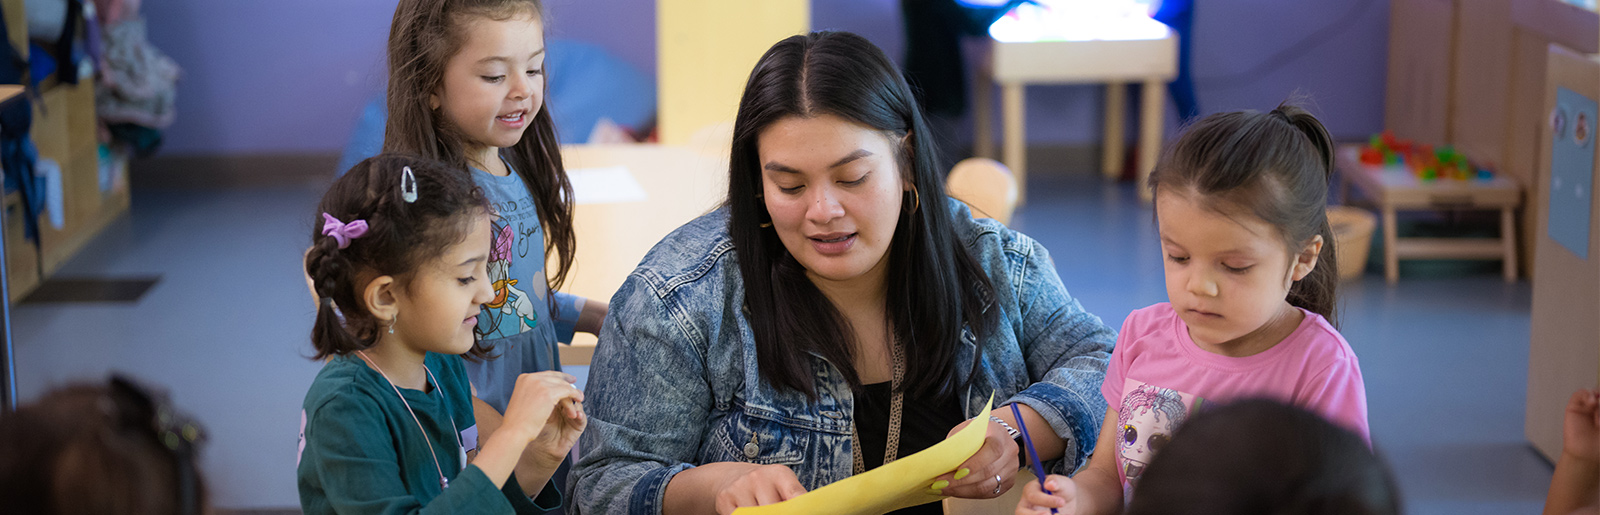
732;394;994;515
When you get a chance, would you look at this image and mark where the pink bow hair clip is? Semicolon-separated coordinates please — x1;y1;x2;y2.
321;213;369;249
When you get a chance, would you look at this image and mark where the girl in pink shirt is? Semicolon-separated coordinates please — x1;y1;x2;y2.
1017;103;1370;515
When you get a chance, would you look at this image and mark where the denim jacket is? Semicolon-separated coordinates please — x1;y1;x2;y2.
570;199;1115;515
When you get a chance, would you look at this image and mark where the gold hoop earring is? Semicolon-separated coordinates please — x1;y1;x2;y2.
759;221;773;228
906;186;921;214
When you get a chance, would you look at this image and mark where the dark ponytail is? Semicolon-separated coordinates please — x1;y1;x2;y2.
1276;104;1340;327
1149;101;1340;326
306;154;492;359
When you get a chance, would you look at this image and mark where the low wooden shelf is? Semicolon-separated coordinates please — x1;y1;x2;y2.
1335;144;1522;284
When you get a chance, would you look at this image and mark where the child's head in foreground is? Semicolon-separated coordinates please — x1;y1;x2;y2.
1127;398;1400;515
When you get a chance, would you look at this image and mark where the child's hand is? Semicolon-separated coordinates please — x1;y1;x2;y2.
1015;474;1076;515
527;389;588;468
1563;388;1600;464
501;371;586;466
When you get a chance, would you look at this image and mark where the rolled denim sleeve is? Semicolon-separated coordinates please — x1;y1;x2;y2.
552;292;585;344
1002;238;1116;474
569;273;708;515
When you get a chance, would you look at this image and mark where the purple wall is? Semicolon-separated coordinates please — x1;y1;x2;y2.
141;0;655;156
1189;0;1389;141
814;0;1391;144
141;1;396;155
143;0;1386;156
544;0;656;78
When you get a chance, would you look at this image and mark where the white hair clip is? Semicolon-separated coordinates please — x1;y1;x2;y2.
401;166;418;203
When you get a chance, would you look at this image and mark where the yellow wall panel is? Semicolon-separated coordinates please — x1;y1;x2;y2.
657;0;808;145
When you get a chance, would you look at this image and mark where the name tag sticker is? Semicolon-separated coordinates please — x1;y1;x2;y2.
461;424;479;452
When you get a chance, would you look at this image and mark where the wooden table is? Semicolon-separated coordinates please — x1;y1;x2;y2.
972;14;1177;204
556;144;727;365
1334;144;1523;284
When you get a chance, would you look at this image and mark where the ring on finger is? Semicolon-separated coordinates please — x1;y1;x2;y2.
992;474;1003;495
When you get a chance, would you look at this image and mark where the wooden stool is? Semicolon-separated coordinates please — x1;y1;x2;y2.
947;158;1020;226
1334;145;1523;284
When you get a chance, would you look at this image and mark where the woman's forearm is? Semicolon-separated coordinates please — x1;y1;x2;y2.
998;403;1066;462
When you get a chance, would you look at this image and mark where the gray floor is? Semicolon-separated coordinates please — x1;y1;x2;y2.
8;172;1553;512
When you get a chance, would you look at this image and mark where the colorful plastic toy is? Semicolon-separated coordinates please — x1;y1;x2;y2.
1361;130;1497;182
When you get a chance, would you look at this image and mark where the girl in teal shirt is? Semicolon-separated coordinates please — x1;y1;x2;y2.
298;155;586;514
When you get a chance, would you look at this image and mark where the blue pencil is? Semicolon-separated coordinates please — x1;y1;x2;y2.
1010;403;1059;515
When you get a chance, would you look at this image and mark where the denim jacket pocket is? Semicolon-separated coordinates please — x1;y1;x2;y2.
708;409;811;466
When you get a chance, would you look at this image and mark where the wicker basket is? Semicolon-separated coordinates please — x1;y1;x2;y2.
1327;206;1377;281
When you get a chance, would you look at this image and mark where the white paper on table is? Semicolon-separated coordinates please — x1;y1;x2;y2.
568;166;648;205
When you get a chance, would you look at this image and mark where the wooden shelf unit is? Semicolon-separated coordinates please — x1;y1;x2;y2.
0;0;131;301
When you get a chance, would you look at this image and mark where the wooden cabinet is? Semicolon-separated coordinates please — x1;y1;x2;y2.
1524;45;1600;463
33;80;127;278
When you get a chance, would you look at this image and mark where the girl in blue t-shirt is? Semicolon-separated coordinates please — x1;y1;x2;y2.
382;0;607;417
299;155;585;514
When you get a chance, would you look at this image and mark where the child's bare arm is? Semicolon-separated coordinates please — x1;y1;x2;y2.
1018;408;1122;515
1545;389;1600;515
1067;410;1125;515
472;395;551;495
576;298;608;335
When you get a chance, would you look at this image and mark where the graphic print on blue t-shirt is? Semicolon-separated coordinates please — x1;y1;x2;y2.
475;200;549;341
467;163;584;414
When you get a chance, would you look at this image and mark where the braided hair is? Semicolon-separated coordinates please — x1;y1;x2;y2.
305;154;491;359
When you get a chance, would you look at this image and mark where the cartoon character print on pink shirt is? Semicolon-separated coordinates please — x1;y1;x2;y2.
1117;379;1204;496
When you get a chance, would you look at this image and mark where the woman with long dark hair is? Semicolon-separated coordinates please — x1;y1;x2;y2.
571;31;1115;515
